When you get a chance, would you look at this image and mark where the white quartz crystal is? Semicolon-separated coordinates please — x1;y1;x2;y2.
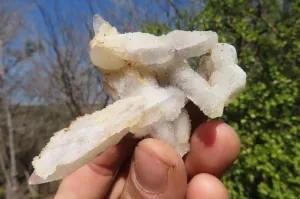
29;15;246;184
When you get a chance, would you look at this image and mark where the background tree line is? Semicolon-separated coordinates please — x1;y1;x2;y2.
0;0;299;198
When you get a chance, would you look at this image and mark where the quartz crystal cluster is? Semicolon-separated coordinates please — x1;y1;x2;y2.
29;15;246;184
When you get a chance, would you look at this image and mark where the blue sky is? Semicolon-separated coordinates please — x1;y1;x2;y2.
26;0;160;31
25;0;196;31
3;0;201;104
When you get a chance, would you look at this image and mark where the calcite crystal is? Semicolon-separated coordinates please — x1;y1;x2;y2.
29;15;246;184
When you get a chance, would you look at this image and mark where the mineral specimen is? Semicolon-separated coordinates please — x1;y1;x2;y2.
29;15;246;184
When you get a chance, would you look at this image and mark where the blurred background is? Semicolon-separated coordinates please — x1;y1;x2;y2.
0;0;299;198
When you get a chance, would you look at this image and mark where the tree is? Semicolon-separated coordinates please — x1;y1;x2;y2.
0;39;16;199
0;4;44;198
142;0;300;198
0;8;21;197
31;2;108;119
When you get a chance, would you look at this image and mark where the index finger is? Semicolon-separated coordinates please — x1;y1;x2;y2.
54;136;136;199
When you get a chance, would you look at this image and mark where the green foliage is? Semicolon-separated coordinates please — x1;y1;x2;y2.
0;187;4;199
0;170;3;198
142;0;300;198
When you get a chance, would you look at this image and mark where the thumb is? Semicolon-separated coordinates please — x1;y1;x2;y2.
121;138;187;199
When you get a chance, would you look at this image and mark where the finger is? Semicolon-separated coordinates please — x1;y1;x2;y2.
54;136;137;199
185;121;240;179
187;173;229;199
107;172;128;199
121;138;187;199
106;156;132;199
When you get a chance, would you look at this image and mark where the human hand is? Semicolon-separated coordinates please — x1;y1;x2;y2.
54;103;240;199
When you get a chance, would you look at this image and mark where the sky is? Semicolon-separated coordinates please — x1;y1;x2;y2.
24;0;173;31
2;0;202;105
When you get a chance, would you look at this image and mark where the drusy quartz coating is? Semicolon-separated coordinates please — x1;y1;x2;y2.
29;15;246;185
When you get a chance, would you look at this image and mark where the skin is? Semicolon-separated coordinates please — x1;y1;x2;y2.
54;102;240;199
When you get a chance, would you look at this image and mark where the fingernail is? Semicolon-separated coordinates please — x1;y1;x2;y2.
133;147;169;194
